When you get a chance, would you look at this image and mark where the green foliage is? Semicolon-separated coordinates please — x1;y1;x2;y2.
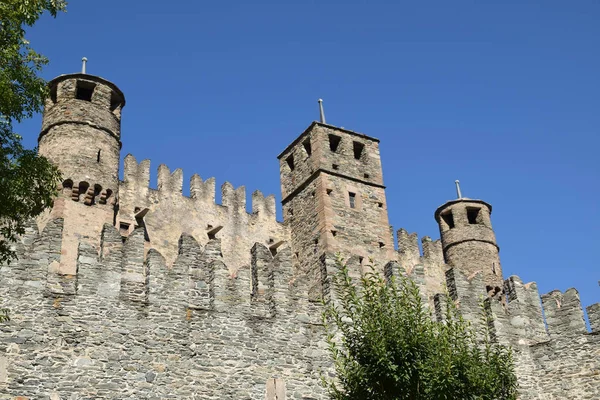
0;306;8;323
322;257;518;400
0;0;65;264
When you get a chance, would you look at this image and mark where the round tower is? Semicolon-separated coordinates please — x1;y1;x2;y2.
434;182;503;291
38;68;125;205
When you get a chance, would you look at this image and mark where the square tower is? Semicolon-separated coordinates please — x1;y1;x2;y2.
278;122;395;282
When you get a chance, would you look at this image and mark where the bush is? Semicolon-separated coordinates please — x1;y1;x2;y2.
322;257;518;400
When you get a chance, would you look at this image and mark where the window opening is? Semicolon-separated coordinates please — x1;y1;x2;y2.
331;230;337;237
328;134;341;152
62;179;73;191
50;84;58;104
364;173;370;179
302;138;312;156
326;188;333;195
378;202;384;208
467;207;481;224
441;211;454;229
349;192;356;208
286;155;295;171
75;81;95;101
379;241;385;248
110;92;121;112
119;222;130;236
332;164;339;170
97;149;101;163
353;141;365;159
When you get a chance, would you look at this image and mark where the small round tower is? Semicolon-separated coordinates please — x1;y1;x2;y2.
38;65;125;206
434;181;503;291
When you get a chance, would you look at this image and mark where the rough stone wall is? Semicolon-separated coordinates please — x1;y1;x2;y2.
117;154;289;271
39;75;123;192
279;122;394;288
436;199;503;289
397;229;447;307
0;219;329;399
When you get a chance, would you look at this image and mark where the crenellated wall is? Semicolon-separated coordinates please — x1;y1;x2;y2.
0;221;598;399
117;154;289;271
0;218;327;399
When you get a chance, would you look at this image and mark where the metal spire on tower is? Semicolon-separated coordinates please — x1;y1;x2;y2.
455;180;463;199
318;99;326;124
81;57;88;74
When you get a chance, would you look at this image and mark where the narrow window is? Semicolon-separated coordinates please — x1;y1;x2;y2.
302;138;312;156
331;230;337;237
349;192;356;208
110;92;121;112
328;134;341;152
353;141;365;160
378;202;384;208
78;181;90;201
119;222;130;236
364;173;370;179
441;211;454;229
50;84;58;104
326;188;333;195
379;241;385;248
332;164;339;170
358;256;364;264
286;155;295;171
97;149;101;163
467;207;481;224
75;81;95;101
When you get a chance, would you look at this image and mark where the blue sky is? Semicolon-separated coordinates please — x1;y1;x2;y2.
17;1;599;313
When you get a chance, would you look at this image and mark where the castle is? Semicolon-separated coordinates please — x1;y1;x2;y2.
0;68;598;399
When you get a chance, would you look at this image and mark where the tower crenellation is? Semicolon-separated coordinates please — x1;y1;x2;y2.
0;69;598;399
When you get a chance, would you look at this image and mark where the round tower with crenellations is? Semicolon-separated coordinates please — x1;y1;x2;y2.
434;182;503;292
39;68;125;206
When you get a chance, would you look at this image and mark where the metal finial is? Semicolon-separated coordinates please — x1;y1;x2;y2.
318;99;326;124
455;180;463;199
81;57;88;74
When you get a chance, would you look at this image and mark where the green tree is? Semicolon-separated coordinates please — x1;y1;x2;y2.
0;0;66;264
322;258;518;400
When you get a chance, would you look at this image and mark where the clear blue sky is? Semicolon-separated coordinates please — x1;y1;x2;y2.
17;1;599;314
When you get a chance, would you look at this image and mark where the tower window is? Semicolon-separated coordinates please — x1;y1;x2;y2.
97;149;101;162
50;84;58;104
349;192;356;208
467;207;481;224
326;188;333;195
364;173;370;179
331;230;337;237
110;92;121;112
286;155;295;171
328;134;341;152
441;211;454;229
379;241;385;248
75;81;95;101
353;141;365;160
302;138;312;156
332;164;339;170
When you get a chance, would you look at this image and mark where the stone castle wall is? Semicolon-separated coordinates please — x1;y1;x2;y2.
0;220;599;399
0;218;327;399
117;155;289;271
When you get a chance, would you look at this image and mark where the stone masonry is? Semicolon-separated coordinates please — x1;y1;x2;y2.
0;70;598;399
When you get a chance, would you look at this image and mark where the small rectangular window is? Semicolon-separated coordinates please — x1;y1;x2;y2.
441;211;454;229
332;164;339;170
76;81;95;101
329;134;341;152
302;138;312;156
349;192;356;208
286;155;295;171
467;207;481;224
353;141;365;159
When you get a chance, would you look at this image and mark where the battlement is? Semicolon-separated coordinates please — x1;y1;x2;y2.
118;154;290;269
